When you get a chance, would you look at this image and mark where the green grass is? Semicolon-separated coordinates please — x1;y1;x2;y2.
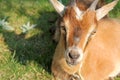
0;0;56;80
0;0;120;80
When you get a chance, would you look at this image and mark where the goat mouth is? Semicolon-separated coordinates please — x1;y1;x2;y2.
66;60;78;66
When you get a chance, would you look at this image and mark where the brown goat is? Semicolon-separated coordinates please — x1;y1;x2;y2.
50;0;120;80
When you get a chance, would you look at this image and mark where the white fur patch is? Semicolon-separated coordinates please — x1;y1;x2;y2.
73;6;83;20
74;37;80;43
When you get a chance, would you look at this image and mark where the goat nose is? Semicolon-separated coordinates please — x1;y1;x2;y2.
68;51;80;60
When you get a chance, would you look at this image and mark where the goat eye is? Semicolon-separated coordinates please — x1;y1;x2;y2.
60;21;66;32
61;26;66;32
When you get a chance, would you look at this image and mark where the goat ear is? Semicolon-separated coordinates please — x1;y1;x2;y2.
50;0;65;17
96;0;118;20
89;0;99;10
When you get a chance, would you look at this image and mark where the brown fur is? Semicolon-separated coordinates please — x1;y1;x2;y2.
79;18;120;80
51;0;120;80
52;15;120;80
63;9;98;50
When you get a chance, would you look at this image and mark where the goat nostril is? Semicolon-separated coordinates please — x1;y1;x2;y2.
68;52;80;60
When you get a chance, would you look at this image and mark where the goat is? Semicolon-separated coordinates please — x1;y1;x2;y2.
50;0;120;80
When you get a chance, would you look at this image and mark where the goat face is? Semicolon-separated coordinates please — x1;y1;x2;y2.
63;8;97;65
50;0;118;66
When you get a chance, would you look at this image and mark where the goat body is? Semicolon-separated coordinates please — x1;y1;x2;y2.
50;0;120;80
79;18;120;80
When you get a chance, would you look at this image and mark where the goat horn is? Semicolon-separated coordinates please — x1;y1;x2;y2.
89;0;99;10
50;0;65;16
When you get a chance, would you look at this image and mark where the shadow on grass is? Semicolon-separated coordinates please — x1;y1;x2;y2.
2;11;58;73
